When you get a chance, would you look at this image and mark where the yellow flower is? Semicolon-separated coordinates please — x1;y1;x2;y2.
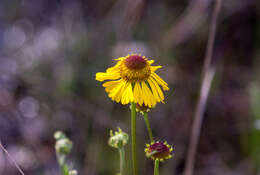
96;54;169;107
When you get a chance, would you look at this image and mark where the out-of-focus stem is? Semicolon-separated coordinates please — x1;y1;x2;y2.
143;112;154;142
119;147;125;175
183;0;222;175
131;102;138;175
61;164;69;175
57;153;69;175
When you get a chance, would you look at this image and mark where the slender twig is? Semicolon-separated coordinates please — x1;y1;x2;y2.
0;141;25;175
143;112;154;142
183;1;222;175
131;102;138;175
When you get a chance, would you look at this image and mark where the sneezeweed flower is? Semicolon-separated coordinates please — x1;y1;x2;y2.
145;141;173;162
96;54;169;108
108;128;129;148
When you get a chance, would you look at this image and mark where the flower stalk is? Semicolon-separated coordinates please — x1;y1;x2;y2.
154;159;160;175
119;145;125;175
131;102;138;175
143;112;154;142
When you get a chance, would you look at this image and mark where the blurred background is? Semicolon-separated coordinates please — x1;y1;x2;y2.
0;0;259;174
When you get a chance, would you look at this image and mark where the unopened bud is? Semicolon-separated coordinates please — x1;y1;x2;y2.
55;138;73;155
54;131;66;140
69;170;78;175
108;128;128;148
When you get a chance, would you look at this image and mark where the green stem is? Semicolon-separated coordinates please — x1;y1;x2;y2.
131;102;138;175
61;164;69;175
143;112;154;142
119;147;125;175
56;153;69;175
154;159;160;175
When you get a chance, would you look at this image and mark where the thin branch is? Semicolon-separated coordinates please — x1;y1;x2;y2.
0;141;25;175
183;0;222;175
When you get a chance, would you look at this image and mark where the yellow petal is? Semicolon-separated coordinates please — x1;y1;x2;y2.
151;73;169;91
108;80;125;101
134;82;143;105
151;66;162;72
128;83;134;102
141;81;156;107
115;57;126;61
114;81;126;102
103;80;121;92
149;77;164;101
148;60;155;65
147;78;161;102
96;71;120;82
121;82;133;104
140;82;149;107
142;82;156;107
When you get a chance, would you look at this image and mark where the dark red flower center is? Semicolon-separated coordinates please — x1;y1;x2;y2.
124;55;147;70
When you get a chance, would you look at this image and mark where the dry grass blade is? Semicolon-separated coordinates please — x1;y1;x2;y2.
183;0;223;175
0;141;25;175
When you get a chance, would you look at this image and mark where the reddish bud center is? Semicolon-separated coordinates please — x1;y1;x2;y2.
148;142;170;158
124;55;147;70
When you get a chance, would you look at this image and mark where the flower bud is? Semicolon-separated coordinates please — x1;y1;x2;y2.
69;170;78;175
54;131;66;140
55;138;73;155
108;128;129;148
145;141;173;162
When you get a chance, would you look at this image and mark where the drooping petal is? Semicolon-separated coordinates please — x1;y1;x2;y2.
151;73;169;91
139;82;148;107
141;81;156;108
121;82;134;104
147;78;161;102
114;81;126;103
103;80;121;92
144;82;157;107
108;80;125;101
134;82;143;105
149;77;165;101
